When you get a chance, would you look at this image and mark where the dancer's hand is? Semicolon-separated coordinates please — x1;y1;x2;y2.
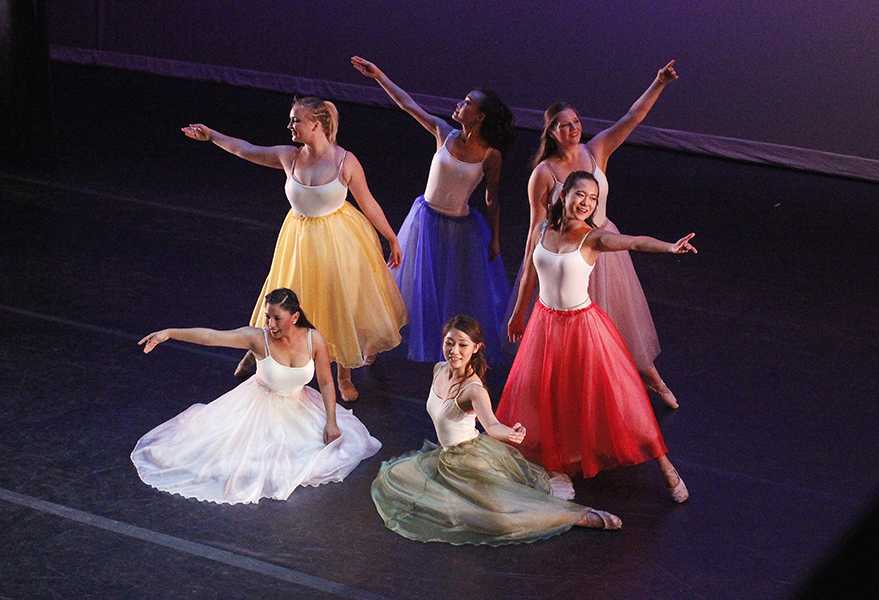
669;232;697;255
138;329;171;353
350;56;384;80
657;60;679;84
508;423;526;444
488;236;501;261
324;422;342;444
507;311;527;344
181;124;212;141
387;238;402;269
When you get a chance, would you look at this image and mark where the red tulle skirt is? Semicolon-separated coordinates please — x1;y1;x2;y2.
497;301;667;477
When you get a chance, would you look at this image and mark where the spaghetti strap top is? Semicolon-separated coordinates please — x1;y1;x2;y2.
257;328;316;394
284;150;349;217
546;150;610;227
426;362;481;447
532;226;595;310
423;131;486;217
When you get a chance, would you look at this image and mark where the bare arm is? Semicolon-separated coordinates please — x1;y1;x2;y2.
138;326;264;356
343;152;402;268
351;56;452;142
467;387;526;444
311;331;341;444
586;60;679;170
182;124;294;170
585;229;697;255
482;150;503;259
507;167;554;341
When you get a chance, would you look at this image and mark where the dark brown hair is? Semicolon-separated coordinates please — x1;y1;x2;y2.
472;88;515;154
531;101;580;169
264;288;315;329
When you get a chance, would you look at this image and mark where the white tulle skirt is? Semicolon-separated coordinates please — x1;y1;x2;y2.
131;377;381;504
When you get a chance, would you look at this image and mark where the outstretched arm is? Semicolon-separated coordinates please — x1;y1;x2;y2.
351;56;452;142
586;60;679;170
311;331;341;444
483;150;503;259
468;387;526;444
343;152;402;268
138;326;264;355
181;124;293;170
586;230;697;255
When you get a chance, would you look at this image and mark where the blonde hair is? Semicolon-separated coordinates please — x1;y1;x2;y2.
293;97;339;144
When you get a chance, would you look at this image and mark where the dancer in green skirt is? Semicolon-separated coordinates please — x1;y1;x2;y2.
371;314;621;546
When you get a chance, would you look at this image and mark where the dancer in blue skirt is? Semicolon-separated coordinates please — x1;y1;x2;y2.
352;56;513;364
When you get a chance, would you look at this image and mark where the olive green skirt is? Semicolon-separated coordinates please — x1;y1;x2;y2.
371;434;587;546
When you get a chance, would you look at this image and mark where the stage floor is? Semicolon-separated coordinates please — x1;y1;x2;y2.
1;63;877;599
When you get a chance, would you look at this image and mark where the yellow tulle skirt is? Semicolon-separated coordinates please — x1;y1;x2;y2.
250;202;407;367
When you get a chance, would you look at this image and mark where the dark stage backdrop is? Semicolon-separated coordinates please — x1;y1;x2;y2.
46;1;877;162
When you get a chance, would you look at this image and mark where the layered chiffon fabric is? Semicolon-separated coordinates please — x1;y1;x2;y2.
250;202;407;368
392;196;510;364
589;219;660;371
497;301;667;477
501;219;660;371
371;435;586;546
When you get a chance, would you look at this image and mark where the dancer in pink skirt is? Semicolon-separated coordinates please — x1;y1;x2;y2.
510;60;682;408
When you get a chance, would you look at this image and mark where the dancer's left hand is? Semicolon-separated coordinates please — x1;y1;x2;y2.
387;239;402;269
324;422;342;444
669;232;698;254
508;423;526;444
657;59;679;84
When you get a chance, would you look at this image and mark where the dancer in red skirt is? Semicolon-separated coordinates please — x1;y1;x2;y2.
498;170;696;502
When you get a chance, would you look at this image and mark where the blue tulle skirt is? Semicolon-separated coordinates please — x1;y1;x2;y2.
392;196;510;364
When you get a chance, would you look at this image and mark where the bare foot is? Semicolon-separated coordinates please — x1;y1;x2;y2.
647;381;679;410
338;377;359;402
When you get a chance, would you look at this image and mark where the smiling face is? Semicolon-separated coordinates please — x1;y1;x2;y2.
564;176;599;222
551;108;582;147
452;90;486;128
287;104;318;143
442;327;483;372
264;303;299;338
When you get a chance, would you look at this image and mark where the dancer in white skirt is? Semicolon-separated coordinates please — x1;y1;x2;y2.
131;288;381;505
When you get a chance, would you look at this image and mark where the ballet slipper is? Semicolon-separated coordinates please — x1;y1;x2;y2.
234;350;256;379
665;469;689;503
338;377;360;402
577;508;622;530
647;380;679;410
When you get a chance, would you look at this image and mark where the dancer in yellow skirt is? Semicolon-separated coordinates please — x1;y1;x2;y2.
182;97;407;400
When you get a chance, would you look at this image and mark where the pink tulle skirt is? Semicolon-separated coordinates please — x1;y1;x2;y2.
589;219;660;371
497;301;667;477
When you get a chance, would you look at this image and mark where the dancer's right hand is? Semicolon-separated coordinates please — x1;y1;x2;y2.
508;423;526;444
138;329;171;353
507;311;526;344
350;56;383;80
181;124;212;141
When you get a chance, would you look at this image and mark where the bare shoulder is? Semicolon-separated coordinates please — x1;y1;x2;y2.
459;379;490;408
310;328;328;348
338;146;363;182
483;148;503;171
